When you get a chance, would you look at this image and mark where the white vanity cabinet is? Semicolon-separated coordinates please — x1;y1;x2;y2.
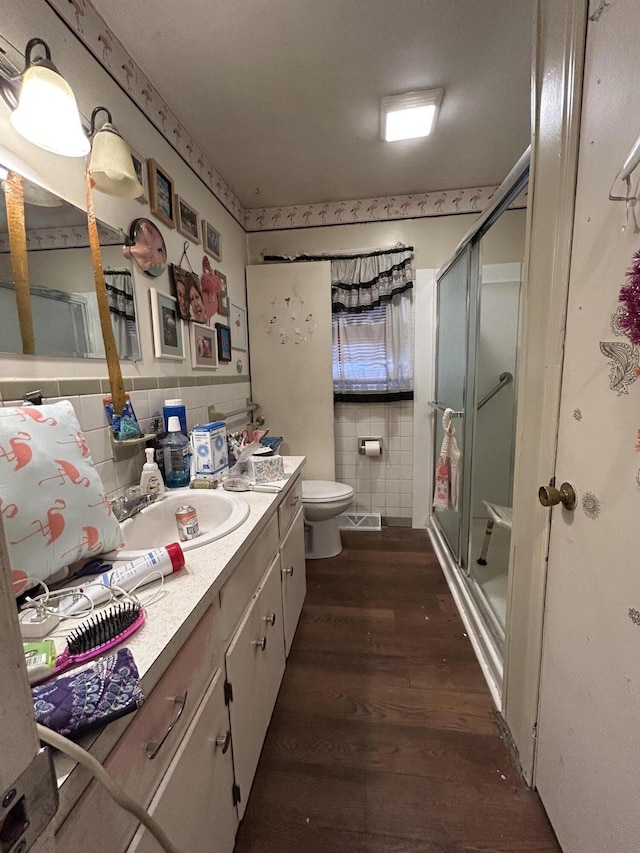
280;505;306;656
126;667;237;853
52;464;307;853
225;553;285;819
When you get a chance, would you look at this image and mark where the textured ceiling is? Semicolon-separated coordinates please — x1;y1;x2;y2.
90;0;534;210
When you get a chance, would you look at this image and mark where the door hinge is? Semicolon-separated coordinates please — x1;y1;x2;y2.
224;680;233;705
232;783;241;806
532;721;538;740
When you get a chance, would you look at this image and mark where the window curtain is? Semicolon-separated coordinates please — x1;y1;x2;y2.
104;270;140;361
332;246;415;402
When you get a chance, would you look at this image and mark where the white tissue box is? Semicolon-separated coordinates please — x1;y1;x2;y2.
192;421;228;477
246;455;285;483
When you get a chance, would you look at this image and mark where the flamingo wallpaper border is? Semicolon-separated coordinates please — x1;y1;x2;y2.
45;0;511;233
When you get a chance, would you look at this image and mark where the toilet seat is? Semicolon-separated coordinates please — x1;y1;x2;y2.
302;480;354;503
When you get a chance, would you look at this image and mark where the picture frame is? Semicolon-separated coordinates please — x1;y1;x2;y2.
130;148;148;204
215;269;229;316
190;322;218;369
175;195;200;243
148;159;175;228
215;322;232;362
149;287;184;359
230;302;247;351
202;219;221;261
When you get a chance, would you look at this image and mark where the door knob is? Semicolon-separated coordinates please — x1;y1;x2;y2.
538;481;576;511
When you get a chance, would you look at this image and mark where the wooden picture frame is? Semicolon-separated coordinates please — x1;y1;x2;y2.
230;302;247;351
175;195;200;243
190;322;218;369
150;287;184;359
202;219;221;261
215;322;232;362
148;159;175;228
215;269;229;316
130;148;148;204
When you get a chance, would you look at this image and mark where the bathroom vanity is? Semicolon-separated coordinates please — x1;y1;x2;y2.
52;457;306;853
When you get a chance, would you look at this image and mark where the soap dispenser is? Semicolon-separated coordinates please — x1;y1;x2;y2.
140;447;165;499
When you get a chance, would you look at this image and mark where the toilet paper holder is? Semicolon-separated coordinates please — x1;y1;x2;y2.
358;436;383;455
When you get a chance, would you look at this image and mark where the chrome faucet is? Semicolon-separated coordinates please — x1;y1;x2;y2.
110;491;157;522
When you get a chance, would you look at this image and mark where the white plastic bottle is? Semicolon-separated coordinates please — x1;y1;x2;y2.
140;447;165;499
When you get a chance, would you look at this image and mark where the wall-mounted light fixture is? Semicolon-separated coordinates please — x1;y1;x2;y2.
0;38;89;157
88;106;143;198
380;88;444;142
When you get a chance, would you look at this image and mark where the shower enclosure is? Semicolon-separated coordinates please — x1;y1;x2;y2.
427;150;529;704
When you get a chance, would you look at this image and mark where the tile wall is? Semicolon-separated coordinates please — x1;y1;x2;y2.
334;401;414;524
0;376;252;499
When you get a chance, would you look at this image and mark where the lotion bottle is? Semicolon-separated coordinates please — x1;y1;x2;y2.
140;447;165;499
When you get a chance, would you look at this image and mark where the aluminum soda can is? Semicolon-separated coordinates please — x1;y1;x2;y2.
175;504;199;541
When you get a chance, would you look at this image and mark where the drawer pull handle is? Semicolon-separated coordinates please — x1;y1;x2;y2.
292;495;300;505
253;636;267;651
283;566;294;577
146;693;188;759
216;730;231;754
265;612;276;626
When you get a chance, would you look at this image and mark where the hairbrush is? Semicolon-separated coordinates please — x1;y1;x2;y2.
32;603;145;685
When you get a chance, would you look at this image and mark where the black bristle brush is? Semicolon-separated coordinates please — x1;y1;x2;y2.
35;603;145;684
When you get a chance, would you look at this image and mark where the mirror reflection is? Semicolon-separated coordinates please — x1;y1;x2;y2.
0;172;140;359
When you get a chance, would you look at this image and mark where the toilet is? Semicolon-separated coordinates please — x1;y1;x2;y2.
301;480;354;559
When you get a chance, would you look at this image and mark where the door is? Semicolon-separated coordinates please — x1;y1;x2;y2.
431;244;474;565
246;261;334;480
225;554;285;819
280;506;306;656
126;669;237;853
534;3;640;850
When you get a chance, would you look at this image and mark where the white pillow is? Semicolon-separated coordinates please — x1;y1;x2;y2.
0;399;123;593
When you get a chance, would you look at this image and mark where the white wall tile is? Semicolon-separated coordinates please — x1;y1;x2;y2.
85;427;112;466
95;459;117;496
79;393;108;432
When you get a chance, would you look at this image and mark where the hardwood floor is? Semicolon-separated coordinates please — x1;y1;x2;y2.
234;528;560;853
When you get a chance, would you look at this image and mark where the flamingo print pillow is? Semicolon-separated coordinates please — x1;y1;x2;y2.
0;400;123;593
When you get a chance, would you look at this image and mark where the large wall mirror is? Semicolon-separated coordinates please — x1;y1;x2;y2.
0;170;140;360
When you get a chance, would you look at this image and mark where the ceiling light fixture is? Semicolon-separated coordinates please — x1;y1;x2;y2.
0;38;90;157
88;106;143;198
381;89;444;142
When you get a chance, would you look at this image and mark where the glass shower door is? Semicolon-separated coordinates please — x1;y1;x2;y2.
432;244;475;566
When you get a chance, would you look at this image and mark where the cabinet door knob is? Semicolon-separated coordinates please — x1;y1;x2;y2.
265;612;277;626
282;566;294;577
253;636;267;650
146;693;187;759
215;730;231;754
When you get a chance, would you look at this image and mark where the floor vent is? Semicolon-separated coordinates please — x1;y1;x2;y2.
338;512;382;531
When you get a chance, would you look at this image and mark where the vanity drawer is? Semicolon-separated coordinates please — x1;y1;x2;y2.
278;476;302;539
56;602;219;852
217;513;278;644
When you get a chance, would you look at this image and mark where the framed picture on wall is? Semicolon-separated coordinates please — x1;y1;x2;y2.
190;322;218;369
215;269;229;316
130;148;148;204
150;287;184;359
215;322;232;361
230;303;247;351
148;159;175;228
175;195;200;243
202;219;221;261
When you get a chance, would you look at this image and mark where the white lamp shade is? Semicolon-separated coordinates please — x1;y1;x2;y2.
10;64;90;157
89;125;144;198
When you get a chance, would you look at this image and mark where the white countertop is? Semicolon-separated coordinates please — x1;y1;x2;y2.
53;456;305;815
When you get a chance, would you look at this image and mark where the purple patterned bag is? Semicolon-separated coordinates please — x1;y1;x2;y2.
32;647;144;738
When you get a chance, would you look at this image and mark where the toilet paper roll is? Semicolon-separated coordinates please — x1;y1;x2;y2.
364;439;381;457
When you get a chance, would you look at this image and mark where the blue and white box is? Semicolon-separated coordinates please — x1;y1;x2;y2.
191;421;228;477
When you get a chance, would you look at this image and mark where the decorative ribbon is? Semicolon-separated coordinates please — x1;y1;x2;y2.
4;172;35;355
85;167;126;416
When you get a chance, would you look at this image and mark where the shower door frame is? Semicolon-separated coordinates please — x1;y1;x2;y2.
428;148;530;705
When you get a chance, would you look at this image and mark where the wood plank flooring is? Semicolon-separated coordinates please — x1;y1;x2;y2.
234;528;560;853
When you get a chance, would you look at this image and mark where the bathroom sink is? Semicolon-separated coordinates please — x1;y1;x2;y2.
107;488;250;560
